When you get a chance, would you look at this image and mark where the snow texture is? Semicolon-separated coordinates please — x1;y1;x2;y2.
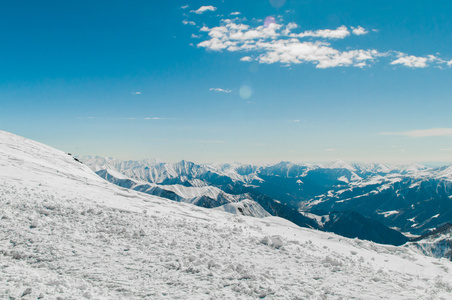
1;130;452;299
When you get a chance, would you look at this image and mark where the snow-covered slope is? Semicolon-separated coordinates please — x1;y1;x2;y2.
80;156;258;185
2;131;452;299
94;168;264;213
214;199;271;218
409;223;452;260
81;156;452;239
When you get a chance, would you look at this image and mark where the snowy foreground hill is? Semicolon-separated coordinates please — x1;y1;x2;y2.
1;131;452;299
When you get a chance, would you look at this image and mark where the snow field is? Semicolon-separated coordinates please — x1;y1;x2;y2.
2;180;452;299
1;131;452;299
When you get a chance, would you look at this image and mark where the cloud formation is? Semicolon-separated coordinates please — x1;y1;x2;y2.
390;55;430;68
183;20;196;26
196;19;380;68
381;128;452;137
131;92;142;95
289;25;351;39
209;88;232;93
192;6;217;14
240;56;253;62
188;16;450;69
351;26;368;35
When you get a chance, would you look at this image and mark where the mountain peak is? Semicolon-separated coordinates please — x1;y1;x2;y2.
329;160;356;171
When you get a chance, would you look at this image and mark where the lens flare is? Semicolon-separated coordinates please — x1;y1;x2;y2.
269;0;286;8
239;85;253;99
264;16;276;28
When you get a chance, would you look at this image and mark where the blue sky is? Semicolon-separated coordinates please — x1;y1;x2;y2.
1;0;452;164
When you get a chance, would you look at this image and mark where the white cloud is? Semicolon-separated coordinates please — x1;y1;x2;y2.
288;119;300;123
144;117;169;120
181;5;189;9
282;23;351;39
381;128;452;137
183;20;196;26
196;20;381;68
192;6;217;14
293;26;350;39
390;55;429;68
351;26;368;35
230;12;241;16
209;88;232;93
191;34;201;39
240;56;253;62
282;22;297;35
192;18;448;68
256;41;380;68
390;54;439;68
131;92;142;95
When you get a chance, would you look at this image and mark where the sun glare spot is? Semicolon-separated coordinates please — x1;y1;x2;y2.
264;16;276;28
239;85;253;99
269;0;286;9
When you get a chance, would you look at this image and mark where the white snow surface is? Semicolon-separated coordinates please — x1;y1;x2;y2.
337;176;349;183
438;165;452;179
408;225;452;261
328;160;356;171
379;210;400;218
98;168;254;210
1;131;452;299
80;156;260;184
214;199;271;218
156;183;222;199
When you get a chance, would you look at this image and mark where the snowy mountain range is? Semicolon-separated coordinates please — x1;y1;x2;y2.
2;130;452;299
80;156;452;243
